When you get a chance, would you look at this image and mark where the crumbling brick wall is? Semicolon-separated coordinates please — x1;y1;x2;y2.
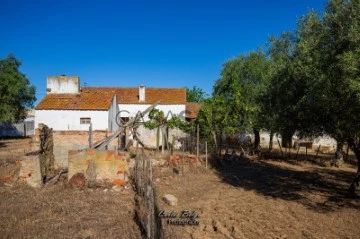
35;130;117;168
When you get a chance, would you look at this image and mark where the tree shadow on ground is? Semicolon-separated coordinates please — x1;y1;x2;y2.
211;155;360;213
265;149;358;168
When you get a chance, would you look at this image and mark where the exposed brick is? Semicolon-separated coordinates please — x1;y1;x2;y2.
113;179;126;186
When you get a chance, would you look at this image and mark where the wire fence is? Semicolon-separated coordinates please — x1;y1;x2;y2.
132;147;163;239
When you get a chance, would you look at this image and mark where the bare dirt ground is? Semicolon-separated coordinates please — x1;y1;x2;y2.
2;138;360;239
0;138;141;239
154;155;360;239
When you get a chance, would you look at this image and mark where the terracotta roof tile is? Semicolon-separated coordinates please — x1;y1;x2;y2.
84;87;186;105
36;87;186;110
36;88;115;110
185;102;202;119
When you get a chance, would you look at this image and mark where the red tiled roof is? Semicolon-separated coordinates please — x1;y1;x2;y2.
36;88;115;110
36;87;187;110
83;87;186;105
185;102;202;119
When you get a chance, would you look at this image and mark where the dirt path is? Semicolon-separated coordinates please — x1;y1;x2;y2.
154;157;360;239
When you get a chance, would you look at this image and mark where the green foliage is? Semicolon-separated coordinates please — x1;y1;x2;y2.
144;108;191;132
294;0;360;144
167;115;192;132
261;31;302;139
144;109;165;129
204;0;360;190
0;54;36;122
186;86;207;102
259;0;360;152
213;50;269;134
195;96;233;152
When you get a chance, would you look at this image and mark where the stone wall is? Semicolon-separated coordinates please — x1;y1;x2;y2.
68;149;132;186
35;130;118;168
34;127;188;169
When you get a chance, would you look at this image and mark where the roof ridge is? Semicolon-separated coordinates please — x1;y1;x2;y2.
81;86;186;89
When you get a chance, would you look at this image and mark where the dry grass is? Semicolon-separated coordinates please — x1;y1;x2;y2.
0;183;141;239
0;138;142;239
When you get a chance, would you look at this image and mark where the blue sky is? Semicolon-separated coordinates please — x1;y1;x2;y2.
1;0;326;104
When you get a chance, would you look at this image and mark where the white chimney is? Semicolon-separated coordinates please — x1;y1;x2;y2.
139;84;145;102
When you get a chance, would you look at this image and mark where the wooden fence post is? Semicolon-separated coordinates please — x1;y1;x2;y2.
277;139;284;158
197;124;199;158
345;144;350;162
288;142;291;159
171;137;175;156
314;144;321;159
181;139;185;176
295;146;300;159
205;141;208;169
105;129;108;150
156;127;160;154
161;127;165;155
88;123;93;148
146;155;152;239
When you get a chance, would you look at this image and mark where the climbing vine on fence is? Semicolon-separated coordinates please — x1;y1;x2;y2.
144;109;191;132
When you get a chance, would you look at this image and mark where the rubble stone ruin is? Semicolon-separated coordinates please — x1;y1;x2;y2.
39;124;55;182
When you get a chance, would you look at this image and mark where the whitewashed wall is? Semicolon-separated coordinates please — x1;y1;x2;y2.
259;131;337;150
118;104;186;120
312;135;337;149
35;110;109;131
118;104;186;147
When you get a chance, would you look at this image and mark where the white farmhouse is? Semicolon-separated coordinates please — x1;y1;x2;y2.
35;75;190;148
35;76;118;132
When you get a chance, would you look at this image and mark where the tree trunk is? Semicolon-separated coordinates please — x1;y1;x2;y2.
336;141;344;154
347;139;360;196
156;127;160;153
281;132;293;148
218;129;223;157
253;128;260;150
269;131;274;151
212;130;217;154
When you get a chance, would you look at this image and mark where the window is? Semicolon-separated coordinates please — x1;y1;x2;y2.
120;117;129;125
80;117;91;124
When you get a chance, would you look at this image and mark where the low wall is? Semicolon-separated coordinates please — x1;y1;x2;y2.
35;128;188;169
35;130;118;168
68;149;132;186
19;154;42;187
